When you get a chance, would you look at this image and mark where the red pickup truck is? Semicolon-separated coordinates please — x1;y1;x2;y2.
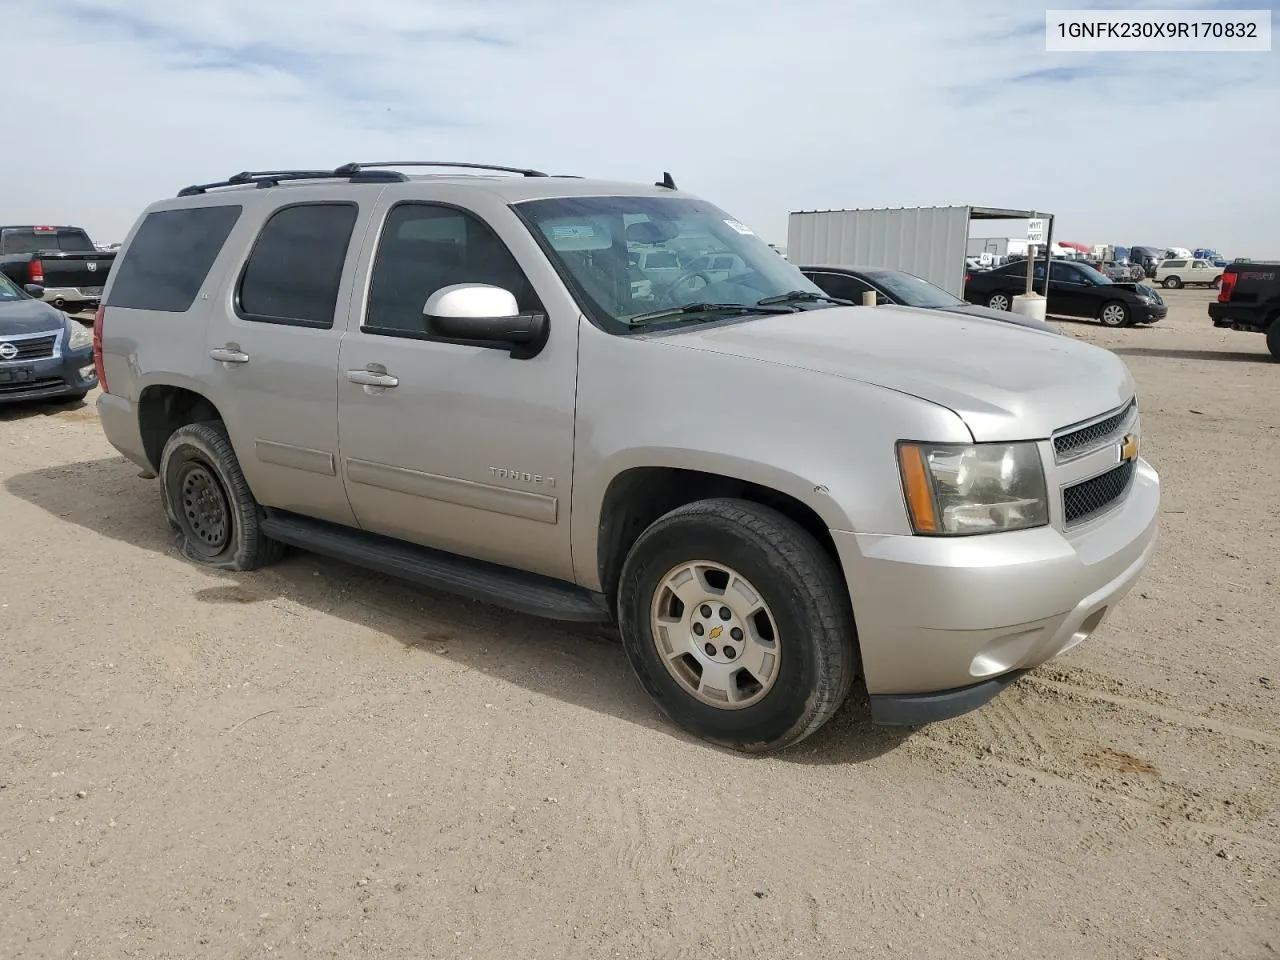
0;225;116;315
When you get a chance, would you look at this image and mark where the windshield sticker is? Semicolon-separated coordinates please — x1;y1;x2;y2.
549;224;598;240
723;219;755;235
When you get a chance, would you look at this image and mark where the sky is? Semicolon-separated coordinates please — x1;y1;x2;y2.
5;0;1279;256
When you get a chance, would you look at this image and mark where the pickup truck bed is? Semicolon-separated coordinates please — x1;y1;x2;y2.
0;225;115;313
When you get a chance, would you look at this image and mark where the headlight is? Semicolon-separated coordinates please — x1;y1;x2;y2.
897;441;1048;535
66;320;93;350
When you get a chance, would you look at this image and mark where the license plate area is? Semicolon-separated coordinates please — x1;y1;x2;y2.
0;366;35;384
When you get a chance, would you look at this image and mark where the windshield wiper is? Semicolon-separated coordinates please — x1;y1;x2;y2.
626;302;797;327
756;290;853;306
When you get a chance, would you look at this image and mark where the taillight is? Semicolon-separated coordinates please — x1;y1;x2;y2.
29;259;44;284
1218;271;1236;302
92;304;108;393
964;272;971;285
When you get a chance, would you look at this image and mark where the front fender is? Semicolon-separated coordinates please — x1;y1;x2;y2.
569;325;970;589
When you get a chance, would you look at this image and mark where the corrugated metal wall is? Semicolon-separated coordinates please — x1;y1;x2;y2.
786;206;972;297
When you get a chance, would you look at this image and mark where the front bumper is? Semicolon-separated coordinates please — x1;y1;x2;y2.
1137;301;1167;323
834;458;1160;725
0;336;97;404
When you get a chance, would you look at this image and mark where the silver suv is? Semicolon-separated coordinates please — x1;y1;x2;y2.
93;162;1160;752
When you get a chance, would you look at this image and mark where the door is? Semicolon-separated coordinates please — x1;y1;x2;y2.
335;198;579;583
1046;262;1092;317
202;194;373;527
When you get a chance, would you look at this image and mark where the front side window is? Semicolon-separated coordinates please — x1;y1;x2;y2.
363;203;541;336
238;203;358;328
514;195;826;333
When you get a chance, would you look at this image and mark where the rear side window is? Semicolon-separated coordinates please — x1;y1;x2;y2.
237;203;358;329
108;206;243;312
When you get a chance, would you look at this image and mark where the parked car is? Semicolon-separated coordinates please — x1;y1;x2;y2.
800;264;1059;333
1098;260;1145;282
1128;246;1163;278
0;225;116;314
1153;258;1223;289
963;258;1167;327
93;161;1159;752
1208;260;1280;360
0;272;98;404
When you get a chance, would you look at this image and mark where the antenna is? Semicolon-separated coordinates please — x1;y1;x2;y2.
655;172;677;190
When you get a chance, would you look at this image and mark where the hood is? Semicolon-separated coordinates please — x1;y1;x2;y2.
941;303;1059;333
0;297;67;335
649;305;1134;442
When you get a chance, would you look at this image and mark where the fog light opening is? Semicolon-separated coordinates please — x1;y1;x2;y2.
1064;606;1108;653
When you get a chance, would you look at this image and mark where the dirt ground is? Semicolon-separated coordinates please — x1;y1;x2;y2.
1;289;1276;960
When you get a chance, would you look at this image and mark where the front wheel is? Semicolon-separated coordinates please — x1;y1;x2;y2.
617;498;858;753
159;421;287;571
1099;300;1131;327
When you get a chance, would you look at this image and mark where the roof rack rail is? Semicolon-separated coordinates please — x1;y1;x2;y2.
177;167;408;197
334;161;549;178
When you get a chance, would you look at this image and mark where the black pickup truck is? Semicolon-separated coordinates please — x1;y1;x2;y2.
1208;261;1280;361
0;225;115;314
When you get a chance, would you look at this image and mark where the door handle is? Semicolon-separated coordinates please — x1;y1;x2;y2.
346;369;399;388
210;346;250;364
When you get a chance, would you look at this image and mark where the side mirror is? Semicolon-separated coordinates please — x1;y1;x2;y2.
24;283;45;298
423;283;547;358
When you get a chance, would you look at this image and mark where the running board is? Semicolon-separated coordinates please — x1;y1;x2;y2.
259;510;612;623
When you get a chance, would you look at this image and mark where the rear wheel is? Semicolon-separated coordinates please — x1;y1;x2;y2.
159;421;287;570
1163;276;1182;289
1266;320;1280;362
617;498;858;753
986;292;1013;311
1098;300;1131;327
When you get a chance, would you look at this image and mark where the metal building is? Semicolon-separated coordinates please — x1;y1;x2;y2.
787;205;1054;298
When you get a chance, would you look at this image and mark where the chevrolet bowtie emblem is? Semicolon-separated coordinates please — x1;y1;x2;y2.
1119;434;1139;463
708;626;724;640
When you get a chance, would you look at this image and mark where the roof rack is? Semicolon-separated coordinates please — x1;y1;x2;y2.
177;167;407;197
334;161;549;178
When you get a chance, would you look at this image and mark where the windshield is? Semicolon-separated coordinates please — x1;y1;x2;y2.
514;195;827;332
0;273;23;300
862;269;964;308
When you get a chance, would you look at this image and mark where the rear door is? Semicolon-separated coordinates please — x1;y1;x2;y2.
200;191;379;527
334;190;579;583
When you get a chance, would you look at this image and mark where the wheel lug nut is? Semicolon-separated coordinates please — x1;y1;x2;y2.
693;622;704;636
719;606;731;621
723;647;736;660
700;604;713;619
730;627;743;641
704;643;717;657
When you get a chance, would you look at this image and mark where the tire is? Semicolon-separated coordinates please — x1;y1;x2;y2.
158;420;287;571
986;292;1013;311
616;498;858;753
1211;276;1222;289
1267;320;1280;362
1163;276;1182;289
1098;300;1131;328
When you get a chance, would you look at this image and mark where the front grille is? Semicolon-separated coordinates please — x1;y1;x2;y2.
1063;461;1135;525
0;335;56;361
1053;400;1135;461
